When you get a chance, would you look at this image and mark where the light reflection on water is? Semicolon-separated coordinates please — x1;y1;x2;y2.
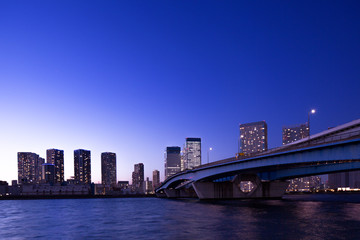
0;195;359;239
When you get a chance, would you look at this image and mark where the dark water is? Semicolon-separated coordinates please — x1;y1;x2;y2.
1;194;360;239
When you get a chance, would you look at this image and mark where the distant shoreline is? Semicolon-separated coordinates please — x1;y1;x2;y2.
2;192;360;201
0;194;156;201
284;191;360;195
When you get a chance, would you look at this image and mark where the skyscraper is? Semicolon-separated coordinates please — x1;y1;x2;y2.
46;148;64;184
282;123;309;145
74;149;91;184
42;163;55;184
181;138;201;171
282;122;318;192
165;147;181;179
18;152;44;184
239;121;268;155
145;177;153;194
18;152;33;184
132;163;144;193
37;157;45;184
152;169;160;190
101;152;117;186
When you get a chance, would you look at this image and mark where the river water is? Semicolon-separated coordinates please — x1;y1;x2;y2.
1;194;360;239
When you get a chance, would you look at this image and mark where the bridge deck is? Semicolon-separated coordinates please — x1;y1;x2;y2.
194;129;360;170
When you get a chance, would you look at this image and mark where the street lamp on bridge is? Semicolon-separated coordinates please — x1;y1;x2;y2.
308;109;316;140
207;147;213;164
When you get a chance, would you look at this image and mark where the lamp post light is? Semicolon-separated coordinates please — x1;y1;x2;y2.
308;109;316;141
207;147;213;164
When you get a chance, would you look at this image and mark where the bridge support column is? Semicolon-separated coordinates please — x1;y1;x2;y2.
164;188;196;198
155;191;167;198
164;189;179;198
192;182;233;199
192;174;289;200
260;180;290;198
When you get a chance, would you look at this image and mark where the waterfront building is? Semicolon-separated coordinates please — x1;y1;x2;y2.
152;170;160;190
239;121;268;155
286;176;322;192
18;152;44;184
328;171;360;190
94;184;106;195
0;181;8;196
282;123;309;145
181;138;201;171
21;184;90;196
74;149;91;184
145;177;153;194
42;163;55;185
66;177;75;185
46;149;64;183
165;147;181;179
37;157;45;183
117;181;129;190
132;163;144;193
101;152;117;186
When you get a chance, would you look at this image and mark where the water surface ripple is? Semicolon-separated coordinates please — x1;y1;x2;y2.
0;195;360;239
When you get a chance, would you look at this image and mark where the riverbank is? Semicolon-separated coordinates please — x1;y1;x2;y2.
283;191;360;203
0;194;156;200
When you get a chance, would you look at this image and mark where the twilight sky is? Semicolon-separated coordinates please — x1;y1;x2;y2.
0;1;359;184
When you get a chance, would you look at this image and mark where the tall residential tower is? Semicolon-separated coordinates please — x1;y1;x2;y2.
101;152;117;186
132;163;144;193
152;170;160;190
46;148;64;184
18;152;44;184
74;149;91;184
165;147;181;179
282;123;309;145
282;122;319;192
240;121;268;155
181;138;201;171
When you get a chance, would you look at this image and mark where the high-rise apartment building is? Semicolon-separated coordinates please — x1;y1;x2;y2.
181;138;201;171
282;122;317;192
152;170;160;190
132;163;144;193
37;157;45;183
18;152;44;184
240;121;268;155
101;152;117;186
282;123;309;145
145;177;153;194
74;149;91;184
165;147;181;179
328;171;360;189
46;149;64;183
287;176;322;192
42;163;55;184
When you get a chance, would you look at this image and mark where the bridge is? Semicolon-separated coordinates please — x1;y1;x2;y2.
156;119;360;199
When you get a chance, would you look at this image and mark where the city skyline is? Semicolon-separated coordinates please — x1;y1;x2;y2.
1;1;360;184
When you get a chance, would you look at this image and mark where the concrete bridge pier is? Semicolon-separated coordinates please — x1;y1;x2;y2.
192;174;289;200
155;191;167;198
164;188;197;198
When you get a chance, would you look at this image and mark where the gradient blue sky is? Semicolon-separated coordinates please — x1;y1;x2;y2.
1;1;359;184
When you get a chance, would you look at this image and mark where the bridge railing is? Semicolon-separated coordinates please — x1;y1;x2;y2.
277;129;360;153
